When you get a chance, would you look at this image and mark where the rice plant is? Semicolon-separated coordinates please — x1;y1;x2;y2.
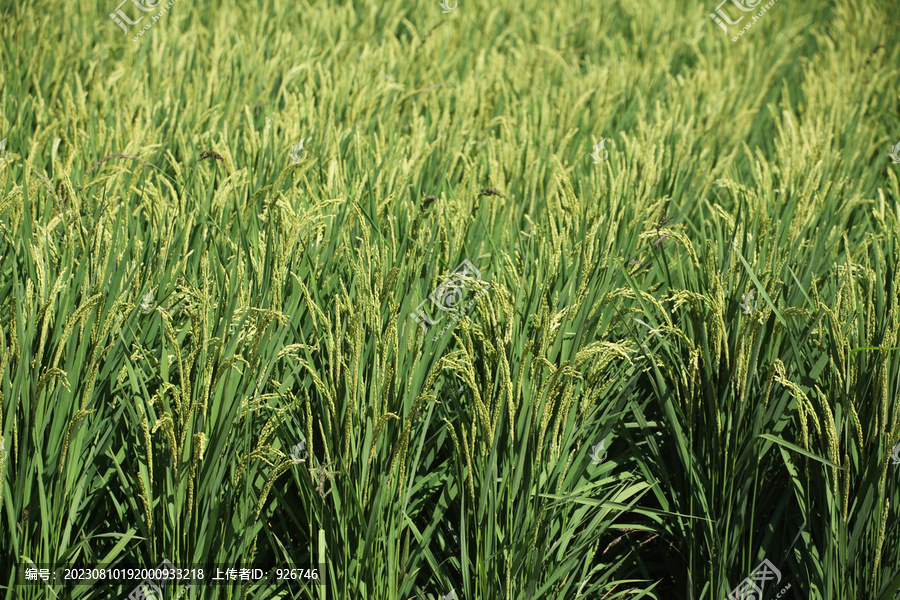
0;0;899;598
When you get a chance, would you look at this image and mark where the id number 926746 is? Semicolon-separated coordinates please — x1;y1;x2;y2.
274;568;319;581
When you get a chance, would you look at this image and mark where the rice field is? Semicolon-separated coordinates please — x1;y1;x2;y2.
1;0;900;598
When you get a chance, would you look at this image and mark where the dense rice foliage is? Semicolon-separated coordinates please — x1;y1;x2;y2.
1;0;900;598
